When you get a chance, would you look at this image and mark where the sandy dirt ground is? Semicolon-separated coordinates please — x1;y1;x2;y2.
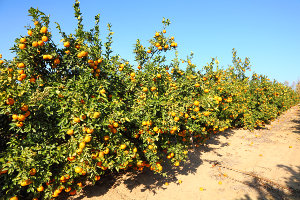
69;104;300;200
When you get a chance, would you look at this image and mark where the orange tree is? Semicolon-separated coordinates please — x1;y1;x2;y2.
0;1;299;200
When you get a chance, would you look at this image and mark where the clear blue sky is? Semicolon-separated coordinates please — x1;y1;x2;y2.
0;0;299;85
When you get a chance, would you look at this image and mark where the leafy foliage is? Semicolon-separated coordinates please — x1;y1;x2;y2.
0;1;299;199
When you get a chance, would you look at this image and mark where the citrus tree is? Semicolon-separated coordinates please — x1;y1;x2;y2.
0;1;299;200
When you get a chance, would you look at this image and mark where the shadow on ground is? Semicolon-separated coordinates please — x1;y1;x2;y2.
236;165;300;200
66;129;235;200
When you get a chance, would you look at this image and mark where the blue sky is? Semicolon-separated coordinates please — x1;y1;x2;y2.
0;0;299;85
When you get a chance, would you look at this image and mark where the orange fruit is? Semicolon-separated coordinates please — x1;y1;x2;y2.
93;112;100;118
20;38;26;43
12;114;18;120
84;135;92;143
6;98;15;105
18;115;26;122
79;142;85;149
73;117;81;123
95;175;101;181
103;135;110;141
153;127;159;132
42;36;48;42
104;148;109;154
67;129;74;135
18;63;25;68
163;30;166;33
69;190;76;196
157;74;162;78
75;167;83;173
32;41;38;47
155;32;159;37
64;41;70;47
0;60;3;64
120;144;126;149
37;186;44;192
40;26;47;34
113;122;119;128
54;58;60;65
28;30;32;36
204;89;209;93
142;87;148;92
174;116;180;122
194;100;200;106
148;145;153;150
16;122;24;127
147;50;151;54
130;72;135;78
20;105;28;112
87;128;94;134
19;44;26;49
10;197;18;200
98;151;105;158
34;21;39;26
195;83;200;87
65;187;71;192
29;168;36;175
38;41;44;46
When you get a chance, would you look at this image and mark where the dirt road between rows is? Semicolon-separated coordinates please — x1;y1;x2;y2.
70;104;300;200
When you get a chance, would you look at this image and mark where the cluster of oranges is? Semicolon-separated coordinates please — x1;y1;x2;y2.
0;3;299;200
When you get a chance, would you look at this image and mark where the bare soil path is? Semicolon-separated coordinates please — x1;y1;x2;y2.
70;104;300;200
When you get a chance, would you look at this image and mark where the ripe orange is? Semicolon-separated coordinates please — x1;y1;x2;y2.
174;116;180;122
40;26;47;34
32;41;38;47
37;185;44;192
69;190;76;196
0;60;3;64
130;72;135;78
157;74;162;78
155;32;159;37
6;98;15;105
104;135;110;141
163;30;166;33
20;105;28;112
113;122;119;128
204;89;209;93
147;50;151;54
20;38;26;43
34;21;39;26
194;100;200;106
42;36;48;42
54;58;60;65
195;83;200;87
16;122;24;127
93;112;100;118
87;128;94;134
120;144;126;149
95;175;101;181
12;114;18;120
84;135;92;143
148;145;154;149
153;127;159;132
29;168;36;175
18;63;25;68
38;41;44;46
79;142;86;149
67;129;74;135
75;167;83;173
65;187;71;192
18;115;26;122
28;30;32;36
73;117;81;123
19;44;26;49
142;87;148;92
64;41;70;47
10;196;18;200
